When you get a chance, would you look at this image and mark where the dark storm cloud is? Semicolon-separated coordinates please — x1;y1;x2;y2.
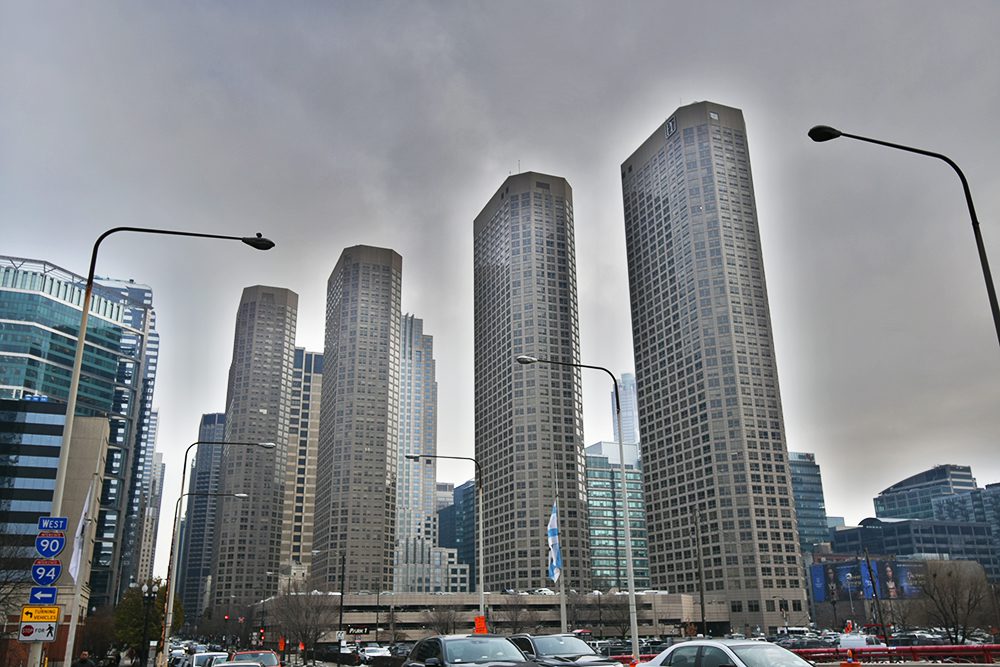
2;1;999;575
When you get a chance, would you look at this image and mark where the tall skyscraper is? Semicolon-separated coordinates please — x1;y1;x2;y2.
178;413;226;626
788;452;829;554
621;102;804;631
137;451;164;583
612;372;640;445
0;256;159;607
280;348;322;588
874;464;977;520
394;315;445;592
213;286;298;612
313;246;402;594
474;172;591;592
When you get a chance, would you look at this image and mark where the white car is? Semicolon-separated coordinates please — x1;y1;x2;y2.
642;639;813;667
361;645;393;663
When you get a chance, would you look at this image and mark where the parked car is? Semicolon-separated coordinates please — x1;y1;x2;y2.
641;639;813;667
229;650;281;666
361;645;393;663
181;652;229;667
391;643;416;657
509;634;619;667
403;635;532;667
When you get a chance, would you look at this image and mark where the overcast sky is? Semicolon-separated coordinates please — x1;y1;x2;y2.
3;1;999;580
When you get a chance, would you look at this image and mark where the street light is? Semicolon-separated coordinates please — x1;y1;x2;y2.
160;491;249;662
808;125;1000;351
404;453;485;618
54;226;273;667
140;582;159;667
515;354;640;662
160;441;275;665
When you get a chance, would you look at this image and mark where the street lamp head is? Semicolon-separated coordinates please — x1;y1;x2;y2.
258;441;278;449
242;233;276;250
233;493;250;499
808;125;842;142
404;454;422;461
515;355;539;365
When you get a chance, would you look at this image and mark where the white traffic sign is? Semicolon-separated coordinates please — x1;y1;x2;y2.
19;621;58;642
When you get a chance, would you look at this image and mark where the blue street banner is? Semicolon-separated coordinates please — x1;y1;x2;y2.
547;501;562;582
35;532;66;559
31;560;62;586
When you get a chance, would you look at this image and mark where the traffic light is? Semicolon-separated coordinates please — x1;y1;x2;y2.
224;614;230;621
259;627;265;639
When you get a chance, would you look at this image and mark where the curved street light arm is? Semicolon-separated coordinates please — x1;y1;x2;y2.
810;128;1000;350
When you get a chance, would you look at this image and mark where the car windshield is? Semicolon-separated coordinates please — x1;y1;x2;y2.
193;655;227;666
730;644;814;667
445;638;525;663
532;637;595;656
233;653;279;666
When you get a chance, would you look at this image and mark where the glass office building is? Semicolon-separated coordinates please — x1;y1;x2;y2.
0;256;159;607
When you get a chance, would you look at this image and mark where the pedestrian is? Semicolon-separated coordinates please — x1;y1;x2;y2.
72;650;97;667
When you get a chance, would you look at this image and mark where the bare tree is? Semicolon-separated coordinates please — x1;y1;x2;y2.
424;605;459;635
918;561;991;644
271;584;340;661
492;596;537;635
0;531;32;621
602;595;631;638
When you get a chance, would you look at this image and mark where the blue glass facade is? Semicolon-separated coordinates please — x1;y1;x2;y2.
0;257;159;607
789;451;829;553
874;465;977;520
585;450;650;590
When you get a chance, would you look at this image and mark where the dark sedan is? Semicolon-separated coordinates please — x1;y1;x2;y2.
403;635;533;667
509;634;620;667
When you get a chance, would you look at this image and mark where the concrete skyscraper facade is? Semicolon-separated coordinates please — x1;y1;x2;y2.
474;172;591;592
313;246;401;594
137;451;164;583
612;372;640;445
178;413;226;627
280;348;322;588
621;102;804;632
213;286;298;612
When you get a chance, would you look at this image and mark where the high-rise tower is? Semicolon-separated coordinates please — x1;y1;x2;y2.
474;172;591;592
280;348;322;588
178;412;226;625
612;373;640;445
213;286;298;611
621;102;804;631
313;246;401;594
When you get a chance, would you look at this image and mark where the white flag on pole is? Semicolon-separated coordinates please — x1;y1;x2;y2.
547;501;562;582
69;478;94;582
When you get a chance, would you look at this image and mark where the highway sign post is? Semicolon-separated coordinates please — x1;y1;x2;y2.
19;622;58;642
28;587;58;604
37;517;68;532
35;532;66;559
31;560;62;587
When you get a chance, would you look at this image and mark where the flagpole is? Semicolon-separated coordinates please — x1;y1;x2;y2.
63;460;103;667
556;494;567;632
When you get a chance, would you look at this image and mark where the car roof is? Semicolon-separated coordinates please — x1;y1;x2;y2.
666;639;772;648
